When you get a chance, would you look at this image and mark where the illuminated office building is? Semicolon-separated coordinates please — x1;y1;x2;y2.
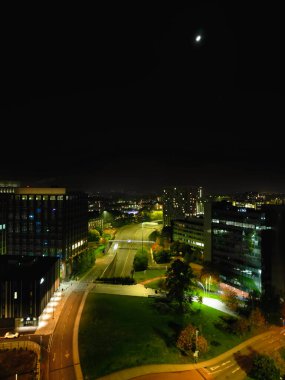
0;187;88;276
205;202;285;296
172;218;204;255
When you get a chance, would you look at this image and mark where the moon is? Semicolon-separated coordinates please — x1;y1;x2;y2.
195;35;202;42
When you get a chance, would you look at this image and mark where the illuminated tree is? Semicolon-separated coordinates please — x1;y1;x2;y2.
176;324;208;355
221;288;240;311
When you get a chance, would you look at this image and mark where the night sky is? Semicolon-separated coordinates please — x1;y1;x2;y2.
1;3;285;195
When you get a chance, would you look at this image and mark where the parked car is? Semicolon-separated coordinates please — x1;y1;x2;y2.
4;332;19;339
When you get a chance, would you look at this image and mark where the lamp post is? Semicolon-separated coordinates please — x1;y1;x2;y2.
194;329;199;363
141;222;144;253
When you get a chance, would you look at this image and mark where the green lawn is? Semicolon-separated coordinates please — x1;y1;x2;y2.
79;293;252;379
133;269;166;283
195;288;222;301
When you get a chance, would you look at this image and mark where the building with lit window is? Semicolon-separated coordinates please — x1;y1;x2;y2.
172;218;204;257
204;201;285;296
0;255;60;328
0;195;7;255
162;186;202;226
0;187;88;276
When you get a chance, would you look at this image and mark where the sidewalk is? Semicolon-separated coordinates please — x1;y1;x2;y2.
34;280;75;336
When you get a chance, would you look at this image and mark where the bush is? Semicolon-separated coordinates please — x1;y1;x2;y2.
153;250;171;264
133;249;148;271
98;277;136;285
249;354;280;380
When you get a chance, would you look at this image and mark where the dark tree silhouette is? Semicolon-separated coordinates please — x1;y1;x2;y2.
165;259;195;311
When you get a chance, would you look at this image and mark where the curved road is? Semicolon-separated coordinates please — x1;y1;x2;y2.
49;282;89;380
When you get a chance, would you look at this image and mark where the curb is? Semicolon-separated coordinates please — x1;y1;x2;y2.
73;283;94;380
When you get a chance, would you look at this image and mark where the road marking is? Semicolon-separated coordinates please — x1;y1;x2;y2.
221;360;231;366
210;365;220;371
121;251;131;277
210;369;223;374
65;351;70;359
232;367;240;373
53;353;56;362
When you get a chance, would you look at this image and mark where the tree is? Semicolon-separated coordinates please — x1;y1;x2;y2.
249;354;280;380
176;324;208;355
88;229;100;242
245;289;261;313
221;288;240;311
133;249;148;271
176;324;196;353
149;231;160;243
232;317;250;335
165;259;195;311
197;295;203;309
153;249;171;264
248;308;266;329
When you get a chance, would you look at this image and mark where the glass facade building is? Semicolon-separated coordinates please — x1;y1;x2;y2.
172;218;204;253
207;202;285;295
0;187;88;276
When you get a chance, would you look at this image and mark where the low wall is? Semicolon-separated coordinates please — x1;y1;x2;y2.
0;340;41;379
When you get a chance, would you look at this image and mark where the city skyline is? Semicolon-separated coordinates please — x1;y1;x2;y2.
1;4;285;195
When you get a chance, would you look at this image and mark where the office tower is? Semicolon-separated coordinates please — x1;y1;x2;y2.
0;255;59;327
205;201;285;296
0;187;88;277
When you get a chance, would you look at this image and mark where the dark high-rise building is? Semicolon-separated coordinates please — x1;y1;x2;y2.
0;255;60;328
0;196;7;255
0;187;88;276
162;186;202;226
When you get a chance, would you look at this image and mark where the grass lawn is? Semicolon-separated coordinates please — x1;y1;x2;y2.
195;288;222;301
133;269;166;283
79;293;252;379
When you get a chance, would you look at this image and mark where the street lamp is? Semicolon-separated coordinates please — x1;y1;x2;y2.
205;276;211;295
194;330;199;363
197;281;205;294
141;223;143;252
